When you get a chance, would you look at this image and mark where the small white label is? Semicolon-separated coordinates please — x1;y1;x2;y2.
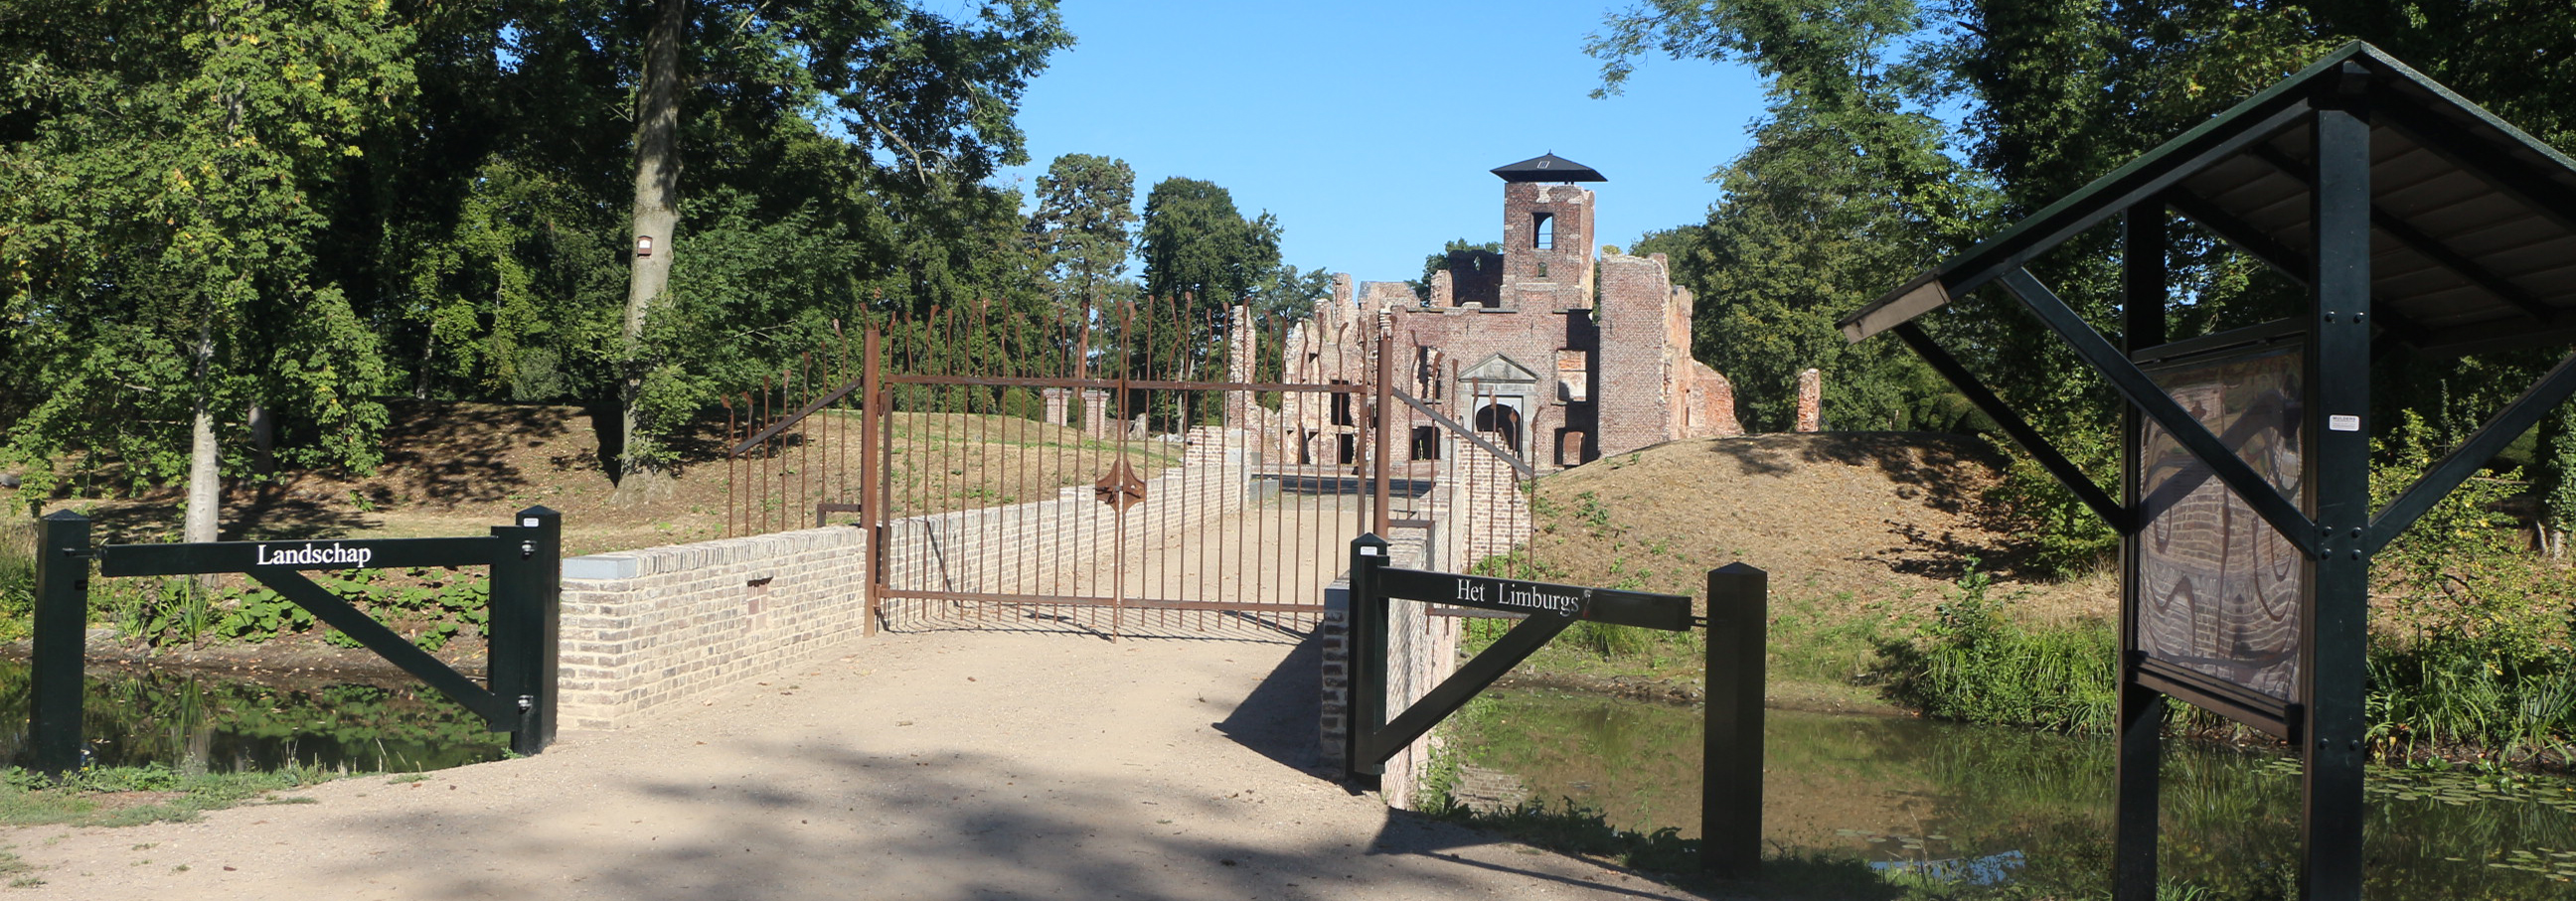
1360;546;1380;556
522;517;541;526
2328;414;2360;432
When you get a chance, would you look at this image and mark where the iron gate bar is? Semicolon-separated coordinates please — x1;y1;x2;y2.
96;536;502;576
246;567;518;726
879;375;1371;393
875;589;1323;614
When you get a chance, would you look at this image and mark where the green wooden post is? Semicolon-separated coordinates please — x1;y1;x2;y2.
2301;69;2373;901
1703;562;1766;879
2114;205;2170;901
1346;532;1389;784
488;506;562;755
29;511;90;773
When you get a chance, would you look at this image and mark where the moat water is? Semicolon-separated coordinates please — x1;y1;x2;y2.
1452;688;2576;898
0;658;507;773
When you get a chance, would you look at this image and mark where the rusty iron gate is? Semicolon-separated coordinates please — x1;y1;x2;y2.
724;298;1410;638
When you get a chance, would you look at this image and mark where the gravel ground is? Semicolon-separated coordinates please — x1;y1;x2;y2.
3;630;1720;900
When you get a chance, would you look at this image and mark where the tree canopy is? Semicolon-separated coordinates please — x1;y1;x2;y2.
0;0;1081;528
1597;0;2576;571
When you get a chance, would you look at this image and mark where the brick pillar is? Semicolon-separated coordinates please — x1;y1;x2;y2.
1041;387;1069;427
1080;388;1111;440
1320;583;1350;775
1795;368;1822;432
1226;304;1256;429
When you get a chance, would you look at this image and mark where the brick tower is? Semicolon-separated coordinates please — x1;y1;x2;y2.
1493;153;1602;312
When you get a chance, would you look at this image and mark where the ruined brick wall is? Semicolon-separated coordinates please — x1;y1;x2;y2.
1499;183;1594;311
1448;433;1532;567
1389;306;1575;468
1592;253;1681;457
1277;276;1371;464
1797;368;1822;432
1686;361;1746;438
1445;248;1503;308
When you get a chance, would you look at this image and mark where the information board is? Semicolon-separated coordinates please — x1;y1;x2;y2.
2134;344;2305;701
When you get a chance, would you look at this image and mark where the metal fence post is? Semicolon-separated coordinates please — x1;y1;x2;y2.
30;511;91;773
1703;562;1767;878
1347;532;1390;783
489;506;562;755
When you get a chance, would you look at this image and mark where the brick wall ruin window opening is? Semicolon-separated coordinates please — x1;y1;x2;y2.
1330;381;1355;426
1532;212;1554;249
1410;426;1442;461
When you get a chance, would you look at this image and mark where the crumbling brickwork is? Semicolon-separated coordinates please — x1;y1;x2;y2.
1796;368;1822;432
1285;159;1745;476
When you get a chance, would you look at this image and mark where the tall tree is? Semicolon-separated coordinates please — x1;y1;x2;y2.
1590;0;1986;433
0;0;412;539
1028;153;1138;317
605;0;1071;477
1139;177;1282;314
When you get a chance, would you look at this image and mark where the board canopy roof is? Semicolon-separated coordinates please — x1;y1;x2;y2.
1838;41;2576;358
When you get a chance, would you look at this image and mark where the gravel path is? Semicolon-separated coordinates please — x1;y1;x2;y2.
5;630;1716;900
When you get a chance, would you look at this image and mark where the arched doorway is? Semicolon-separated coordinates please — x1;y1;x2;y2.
1474;402;1523;455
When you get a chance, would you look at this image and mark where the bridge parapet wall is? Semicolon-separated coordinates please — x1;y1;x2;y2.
558;427;1256;729
556;526;867;730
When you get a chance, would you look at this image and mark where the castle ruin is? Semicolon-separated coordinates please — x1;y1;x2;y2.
1264;153;1742;473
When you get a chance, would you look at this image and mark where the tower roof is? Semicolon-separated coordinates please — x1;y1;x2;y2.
1491;153;1605;183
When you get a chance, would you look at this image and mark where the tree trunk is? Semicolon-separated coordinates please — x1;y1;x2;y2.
619;0;687;480
185;319;221;544
247;400;274;475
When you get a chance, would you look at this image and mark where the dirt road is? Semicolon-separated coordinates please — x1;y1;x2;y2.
5;630;1713;900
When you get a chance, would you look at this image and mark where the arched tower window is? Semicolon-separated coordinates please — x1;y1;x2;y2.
1532;212;1554;249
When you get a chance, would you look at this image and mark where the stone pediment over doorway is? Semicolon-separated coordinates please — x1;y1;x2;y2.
1459;354;1541;384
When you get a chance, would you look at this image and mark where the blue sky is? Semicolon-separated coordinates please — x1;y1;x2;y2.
990;1;1772;285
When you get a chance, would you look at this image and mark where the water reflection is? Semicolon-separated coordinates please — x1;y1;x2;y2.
1453;689;2576;897
0;658;507;773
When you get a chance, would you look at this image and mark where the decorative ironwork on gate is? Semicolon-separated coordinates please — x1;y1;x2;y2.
723;297;1421;638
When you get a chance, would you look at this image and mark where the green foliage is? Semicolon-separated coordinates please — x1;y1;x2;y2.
1029;153;1138;317
87;568;490;653
2364;411;2576;764
2;0;1079;491
0;763;339;828
2;0;412;499
1139;177;1281;315
1881;561;2118;732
